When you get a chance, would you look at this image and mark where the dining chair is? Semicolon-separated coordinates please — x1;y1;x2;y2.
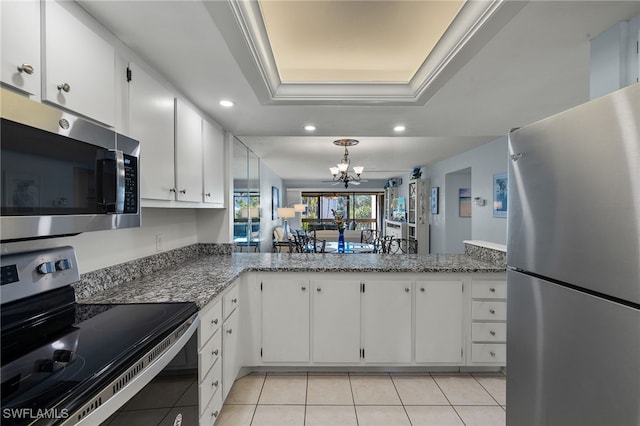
360;229;379;244
387;238;418;254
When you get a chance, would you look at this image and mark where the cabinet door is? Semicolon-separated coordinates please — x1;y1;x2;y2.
175;99;203;202
128;63;175;200
44;0;115;126
1;0;40;96
312;280;361;363
363;281;412;363
261;279;310;362
222;308;240;400
415;280;463;363
202;119;225;205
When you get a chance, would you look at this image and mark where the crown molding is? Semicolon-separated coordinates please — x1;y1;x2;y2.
213;0;527;106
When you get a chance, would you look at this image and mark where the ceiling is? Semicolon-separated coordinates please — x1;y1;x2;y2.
78;0;640;189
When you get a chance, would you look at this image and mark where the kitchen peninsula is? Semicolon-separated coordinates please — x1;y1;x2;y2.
77;248;506;424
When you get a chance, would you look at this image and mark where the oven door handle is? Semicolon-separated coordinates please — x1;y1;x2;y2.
70;313;200;426
96;149;125;214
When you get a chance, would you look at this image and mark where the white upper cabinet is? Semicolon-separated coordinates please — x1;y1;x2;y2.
1;0;41;97
43;0;115;126
202;119;225;206
128;63;176;201
175;99;203;202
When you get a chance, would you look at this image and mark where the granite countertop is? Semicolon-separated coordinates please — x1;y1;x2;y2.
79;253;505;309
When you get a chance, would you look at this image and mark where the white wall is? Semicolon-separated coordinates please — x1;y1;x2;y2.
422;137;508;253
1;208;198;273
590;15;640;99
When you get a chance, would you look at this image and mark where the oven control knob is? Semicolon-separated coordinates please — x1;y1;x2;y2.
55;259;73;271
37;262;55;275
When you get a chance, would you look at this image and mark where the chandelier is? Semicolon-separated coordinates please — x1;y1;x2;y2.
329;139;365;188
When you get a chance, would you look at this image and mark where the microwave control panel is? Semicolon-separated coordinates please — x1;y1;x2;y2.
123;154;138;214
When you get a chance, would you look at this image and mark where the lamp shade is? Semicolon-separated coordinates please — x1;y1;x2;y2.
293;204;306;212
353;166;364;175
277;207;295;218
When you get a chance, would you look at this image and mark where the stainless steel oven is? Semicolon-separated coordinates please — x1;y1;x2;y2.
0;88;140;242
0;247;198;425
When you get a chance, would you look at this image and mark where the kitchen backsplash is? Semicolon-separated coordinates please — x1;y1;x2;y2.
73;243;232;299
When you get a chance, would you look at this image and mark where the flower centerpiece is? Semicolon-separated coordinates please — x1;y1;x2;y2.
331;209;346;231
331;209;346;253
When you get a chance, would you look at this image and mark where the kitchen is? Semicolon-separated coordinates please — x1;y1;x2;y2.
1;1;639;426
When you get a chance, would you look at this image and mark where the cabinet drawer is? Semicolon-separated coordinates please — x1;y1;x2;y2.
199;301;222;349
472;281;507;299
200;379;223;424
472;323;507;342
198;328;221;382
223;283;240;320
199;356;222;415
472;301;507;321
471;343;506;363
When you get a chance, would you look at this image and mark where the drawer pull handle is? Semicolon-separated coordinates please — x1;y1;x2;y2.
420;287;425;292
212;318;218;325
404;287;410;293
212;380;219;387
490;287;496;292
212;410;219;418
301;286;306;291
317;288;322;292
489;330;496;336
232;298;238;303
490;351;496;357
57;82;70;92
489;309;496;314
205;192;211;197
226;329;233;334
180;189;187;194
18;64;34;74
212;349;219;356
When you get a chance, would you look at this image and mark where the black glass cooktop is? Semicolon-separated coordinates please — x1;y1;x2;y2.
1;287;197;425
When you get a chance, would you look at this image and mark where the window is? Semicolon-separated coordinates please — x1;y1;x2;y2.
301;192;382;231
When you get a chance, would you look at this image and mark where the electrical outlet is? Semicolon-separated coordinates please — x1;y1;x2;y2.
155;234;163;252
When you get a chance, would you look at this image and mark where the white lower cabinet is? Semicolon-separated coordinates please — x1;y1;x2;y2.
197;299;222;425
468;279;507;366
261;278;310;362
222;308;240;400
196;280;240;425
415;280;464;363
362;280;412;363
311;279;361;363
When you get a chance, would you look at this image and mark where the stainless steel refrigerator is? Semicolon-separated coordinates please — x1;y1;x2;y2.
507;83;640;426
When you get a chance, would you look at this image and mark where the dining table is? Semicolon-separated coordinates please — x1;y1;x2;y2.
322;241;375;253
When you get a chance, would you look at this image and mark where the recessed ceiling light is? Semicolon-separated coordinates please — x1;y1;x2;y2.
394;125;406;132
219;100;234;107
304;125;316;132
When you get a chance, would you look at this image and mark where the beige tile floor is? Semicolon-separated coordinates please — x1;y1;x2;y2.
215;372;506;426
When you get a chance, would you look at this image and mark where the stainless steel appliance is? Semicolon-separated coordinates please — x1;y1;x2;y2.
507;83;640;425
0;88;140;242
0;247;199;425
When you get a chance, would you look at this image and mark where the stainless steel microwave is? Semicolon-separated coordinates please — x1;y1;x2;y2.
0;89;140;242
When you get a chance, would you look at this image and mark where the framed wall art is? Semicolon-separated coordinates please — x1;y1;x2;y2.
459;188;471;217
493;172;508;218
430;187;439;214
